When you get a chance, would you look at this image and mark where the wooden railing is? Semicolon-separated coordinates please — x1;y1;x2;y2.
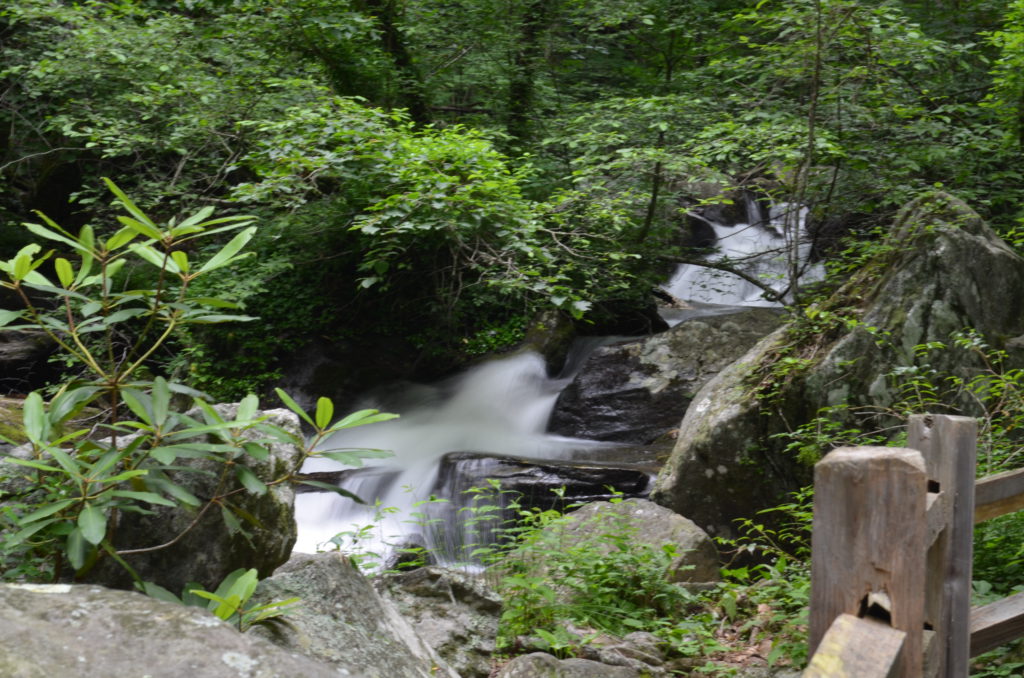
802;414;1024;678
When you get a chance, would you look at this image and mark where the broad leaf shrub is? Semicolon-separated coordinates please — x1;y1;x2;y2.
0;181;394;594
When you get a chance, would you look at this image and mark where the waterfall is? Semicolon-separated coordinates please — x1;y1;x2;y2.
662;199;823;309
294;195;823;562
293;351;614;558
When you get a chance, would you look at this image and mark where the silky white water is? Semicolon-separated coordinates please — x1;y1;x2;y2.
663;201;823;308
293;351;611;555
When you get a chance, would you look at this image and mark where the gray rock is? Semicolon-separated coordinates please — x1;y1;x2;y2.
548;308;783;444
434;451;655;514
495;652;642;678
248;552;459;678
378;566;502;678
652;192;1024;537
0;330;55;392
542;498;719;583
0;582;344;678
92;405;305;592
649;328;794;539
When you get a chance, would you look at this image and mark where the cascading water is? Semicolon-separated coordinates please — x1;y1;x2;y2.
662;198;823;311
293;351;615;557
294;193;824;560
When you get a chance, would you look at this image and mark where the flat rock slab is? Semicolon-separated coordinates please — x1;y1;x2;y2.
495;652;642;678
249;552;458;678
0;583;343;678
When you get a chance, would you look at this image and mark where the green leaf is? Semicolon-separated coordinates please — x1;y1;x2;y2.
105;226;138;251
332;408;399;430
117;215;164;241
318;447;392;462
187;314;257;324
120;388;153;426
220;504;243;535
171;205;215;234
157;480;201;507
110;490;177;507
235;465;267;496
274;388;315;427
103;178;162;235
18;498;76;524
78;504;107;545
103;469;149;483
297;480;366;503
196;226;257;275
130;243;179;273
171;250;189;274
315;397;334;430
3;457;59;473
66;527;89;570
22;392;48;444
0;309;24;329
149;446;178;465
236;394;258;423
23;220;90;256
13;252;31;281
136;581;182;604
226;568;260;604
49;386;102;424
55;258;74;288
9;517;61;545
243;441;269;461
152;376;170;428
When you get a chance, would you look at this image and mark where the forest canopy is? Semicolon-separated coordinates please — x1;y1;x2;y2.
2;0;1023;395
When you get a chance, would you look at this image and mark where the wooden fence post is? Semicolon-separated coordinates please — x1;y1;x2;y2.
908;414;977;678
808;446;928;678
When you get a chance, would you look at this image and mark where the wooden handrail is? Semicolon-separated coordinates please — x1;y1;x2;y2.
970;591;1024;657
974;467;1024;523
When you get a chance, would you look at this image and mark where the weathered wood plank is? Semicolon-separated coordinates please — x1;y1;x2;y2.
974;467;1024;523
803;613;905;678
908;414;977;678
970;591;1024;657
809;446;927;678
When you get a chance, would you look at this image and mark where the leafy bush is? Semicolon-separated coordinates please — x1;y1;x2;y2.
0;180;394;588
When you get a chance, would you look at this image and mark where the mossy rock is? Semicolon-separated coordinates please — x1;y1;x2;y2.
0;398;27;445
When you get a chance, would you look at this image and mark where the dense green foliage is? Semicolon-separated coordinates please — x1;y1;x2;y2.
0;185;393;587
4;0;1024;395
5;0;1024;669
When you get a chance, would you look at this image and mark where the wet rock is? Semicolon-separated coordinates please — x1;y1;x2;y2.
378;566;502;678
249;552;458;678
434;451;655;512
0;582;343;678
548;308;783;444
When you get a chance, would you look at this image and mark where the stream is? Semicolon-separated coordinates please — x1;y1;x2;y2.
293;198;822;559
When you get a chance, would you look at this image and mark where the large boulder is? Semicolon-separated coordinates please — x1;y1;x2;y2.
548;308;783;444
0;582;343;678
538;498;719;583
652;192;1024;536
495;653;644;678
248;552;459;678
92;405;304;592
378;566;502;678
